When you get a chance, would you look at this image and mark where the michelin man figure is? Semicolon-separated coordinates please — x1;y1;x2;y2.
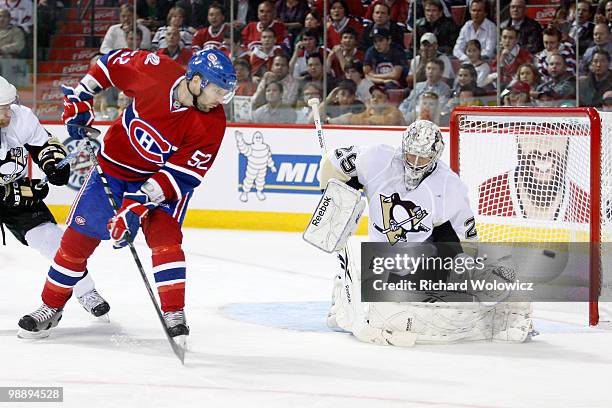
236;130;276;201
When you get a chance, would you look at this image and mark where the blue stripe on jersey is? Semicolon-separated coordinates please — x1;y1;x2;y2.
161;165;198;198
99;49;123;68
48;267;82;287
153;267;186;283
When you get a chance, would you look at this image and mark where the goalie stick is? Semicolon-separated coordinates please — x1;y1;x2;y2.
68;124;186;364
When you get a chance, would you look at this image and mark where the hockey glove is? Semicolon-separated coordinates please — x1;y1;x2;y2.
61;84;94;140
38;137;70;186
107;191;156;249
1;179;49;208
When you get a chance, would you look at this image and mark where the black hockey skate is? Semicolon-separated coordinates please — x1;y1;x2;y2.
163;310;190;337
17;304;63;339
77;289;110;318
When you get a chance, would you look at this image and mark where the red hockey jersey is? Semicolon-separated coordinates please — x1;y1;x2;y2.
85;49;227;203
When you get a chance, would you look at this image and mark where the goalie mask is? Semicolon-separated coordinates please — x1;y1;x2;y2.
400;120;444;190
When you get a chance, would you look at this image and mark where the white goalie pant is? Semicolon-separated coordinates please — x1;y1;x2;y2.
328;238;533;346
24;222;95;297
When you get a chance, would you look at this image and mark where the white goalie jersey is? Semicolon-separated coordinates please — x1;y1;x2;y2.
322;144;478;245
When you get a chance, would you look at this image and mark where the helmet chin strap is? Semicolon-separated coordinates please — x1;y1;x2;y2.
186;76;204;110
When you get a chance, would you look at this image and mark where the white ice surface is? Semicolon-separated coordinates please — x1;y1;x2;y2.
1;228;612;408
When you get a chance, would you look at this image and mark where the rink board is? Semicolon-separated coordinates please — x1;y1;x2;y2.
41;123;431;232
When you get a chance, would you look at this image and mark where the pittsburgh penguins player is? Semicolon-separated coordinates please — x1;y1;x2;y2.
0;76;110;335
306;120;534;346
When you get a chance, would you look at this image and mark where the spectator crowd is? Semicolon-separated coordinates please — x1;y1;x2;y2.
4;0;612;125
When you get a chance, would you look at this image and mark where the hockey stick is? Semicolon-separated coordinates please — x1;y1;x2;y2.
307;98;326;154
68;124;186;364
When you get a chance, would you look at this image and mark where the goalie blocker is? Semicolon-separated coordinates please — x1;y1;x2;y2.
303;179;365;253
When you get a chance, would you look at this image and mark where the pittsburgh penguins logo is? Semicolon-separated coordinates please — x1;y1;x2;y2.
373;193;430;245
0;147;27;185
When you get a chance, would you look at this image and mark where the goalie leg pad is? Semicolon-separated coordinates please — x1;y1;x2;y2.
303;179;365;253
327;239;364;332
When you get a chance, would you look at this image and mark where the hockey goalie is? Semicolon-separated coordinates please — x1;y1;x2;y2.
304;120;535;346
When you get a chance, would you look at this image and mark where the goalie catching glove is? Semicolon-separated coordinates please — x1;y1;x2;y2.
1;178;49;207
107;191;156;248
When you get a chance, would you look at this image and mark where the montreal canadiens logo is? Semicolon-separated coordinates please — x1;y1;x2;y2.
128;118;172;165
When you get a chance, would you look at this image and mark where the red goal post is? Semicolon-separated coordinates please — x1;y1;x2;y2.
449;106;610;326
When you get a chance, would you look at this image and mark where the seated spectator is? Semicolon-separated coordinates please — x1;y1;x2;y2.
297;53;336;97
406;33;455;88
501;80;533;106
191;2;230;52
152;7;195;50
127;27;144;50
0;8;24;57
249;28;285;80
359;3;406;52
579;49;612;108
580;23;612;75
535;27;577;83
4;0;32;34
344;60;374;105
363;27;405;91
569;1;595;57
452;64;485;97
364;0;408;24
251;81;298;123
328;84;404;126
489;26;533;89
234;58;258;96
290;28;326;78
515;63;542;100
549;5;572;43
463;39;491;89
242;0;288;52
293;10;323;47
156;26;192;67
312;0;364;21
404;91;442;126
251;54;299;109
535;53;576;105
414;0;459;56
326;0;363;49
137;0;169;33
326;27;363;79
100;4;152;54
399;59;451;115
276;0;309;41
323;79;366;119
500;0;543;54
453;0;496;61
295;81;322;124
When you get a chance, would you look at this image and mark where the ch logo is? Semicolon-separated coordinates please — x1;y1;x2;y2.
128;118;173;165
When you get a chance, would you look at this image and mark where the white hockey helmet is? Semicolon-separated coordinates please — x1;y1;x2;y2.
400;120;444;189
0;75;17;106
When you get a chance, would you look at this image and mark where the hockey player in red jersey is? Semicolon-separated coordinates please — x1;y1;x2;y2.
17;48;237;339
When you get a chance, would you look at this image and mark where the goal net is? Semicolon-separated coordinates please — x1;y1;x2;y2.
449;107;612;325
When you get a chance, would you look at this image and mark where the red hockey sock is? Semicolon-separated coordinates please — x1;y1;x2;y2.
42;227;100;308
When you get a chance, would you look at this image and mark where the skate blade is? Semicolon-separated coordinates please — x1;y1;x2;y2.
94;313;110;323
17;329;50;339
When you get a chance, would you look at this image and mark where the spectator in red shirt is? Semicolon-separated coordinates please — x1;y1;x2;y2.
191;2;229;52
241;0;289;52
327;27;364;79
490;26;533;89
156;26;193;68
365;0;408;25
249;27;286;80
326;0;364;48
